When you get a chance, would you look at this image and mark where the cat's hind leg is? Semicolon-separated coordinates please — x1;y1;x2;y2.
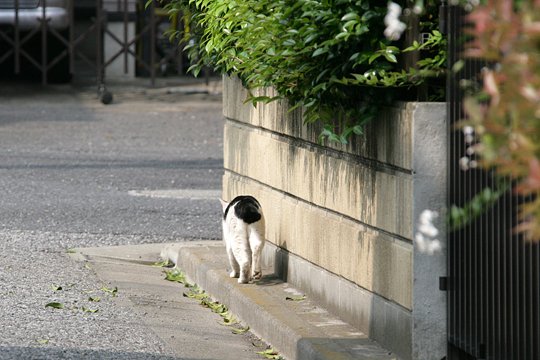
226;245;240;278
249;225;265;280
231;236;251;284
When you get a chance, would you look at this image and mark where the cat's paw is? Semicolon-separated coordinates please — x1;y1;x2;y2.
252;271;262;280
238;276;249;284
229;271;239;278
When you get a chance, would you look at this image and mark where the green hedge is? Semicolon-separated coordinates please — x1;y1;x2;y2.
160;0;445;143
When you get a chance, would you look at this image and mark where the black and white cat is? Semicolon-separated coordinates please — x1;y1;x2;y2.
220;195;265;284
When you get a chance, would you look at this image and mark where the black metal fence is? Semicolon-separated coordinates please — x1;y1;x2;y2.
446;5;540;360
0;0;185;98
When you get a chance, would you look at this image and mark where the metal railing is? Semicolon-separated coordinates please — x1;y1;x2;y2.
0;0;71;84
0;0;185;101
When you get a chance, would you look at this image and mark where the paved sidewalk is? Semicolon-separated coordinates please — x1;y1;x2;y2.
69;242;265;360
72;242;397;360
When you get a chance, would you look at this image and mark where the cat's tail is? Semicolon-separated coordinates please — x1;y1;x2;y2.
234;196;262;224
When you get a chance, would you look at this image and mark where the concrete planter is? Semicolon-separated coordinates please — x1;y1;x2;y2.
222;76;447;360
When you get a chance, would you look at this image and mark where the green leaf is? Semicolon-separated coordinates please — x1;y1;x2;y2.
164;269;187;283
368;53;380;64
448;183;508;231
281;49;294;56
335;32;349;40
221;311;237;325
343;20;358;29
37;339;49;345
452;60;465;74
45;302;64;309
383;52;398;63
82;307;99;313
101;286;118;297
88;296;101;302
153;259;174;268
340;12;359;22
283;39;296;46
256;348;283;360
51;285;63;291
356;24;369;35
245;95;281;105
312;47;327;57
183;290;209;301
285;295;306;302
231;325;250;334
304;33;318;44
352;125;364;135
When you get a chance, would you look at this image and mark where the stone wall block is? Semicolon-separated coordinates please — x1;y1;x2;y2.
224;121;412;239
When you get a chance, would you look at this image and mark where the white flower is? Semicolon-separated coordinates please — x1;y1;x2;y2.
427;239;442;255
463;126;474;135
415;210;442;255
463;126;475;144
459;156;470;171
419;209;438;224
384;2;407;41
415;233;427;252
450;0;479;11
419;223;439;237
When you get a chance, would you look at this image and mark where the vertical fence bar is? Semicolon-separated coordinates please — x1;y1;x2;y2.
510;191;515;360
536;235;540;359
520;200;526;360
499;190;504;359
526;239;530;359
14;0;20;74
69;0;74;75
96;0;103;88
123;0;128;74
447;4;457;353
524;237;528;359
41;0;48;84
493;190;506;358
150;0;156;87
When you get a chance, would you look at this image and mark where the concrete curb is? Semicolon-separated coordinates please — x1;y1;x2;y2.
167;243;397;360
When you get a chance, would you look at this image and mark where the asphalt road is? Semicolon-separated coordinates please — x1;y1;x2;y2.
0;80;265;359
0;83;223;240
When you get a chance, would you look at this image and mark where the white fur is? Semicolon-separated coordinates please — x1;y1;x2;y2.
220;199;265;284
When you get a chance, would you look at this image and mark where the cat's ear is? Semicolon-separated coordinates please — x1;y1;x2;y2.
219;199;229;212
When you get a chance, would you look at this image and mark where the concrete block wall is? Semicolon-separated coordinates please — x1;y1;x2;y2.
222;76;447;360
